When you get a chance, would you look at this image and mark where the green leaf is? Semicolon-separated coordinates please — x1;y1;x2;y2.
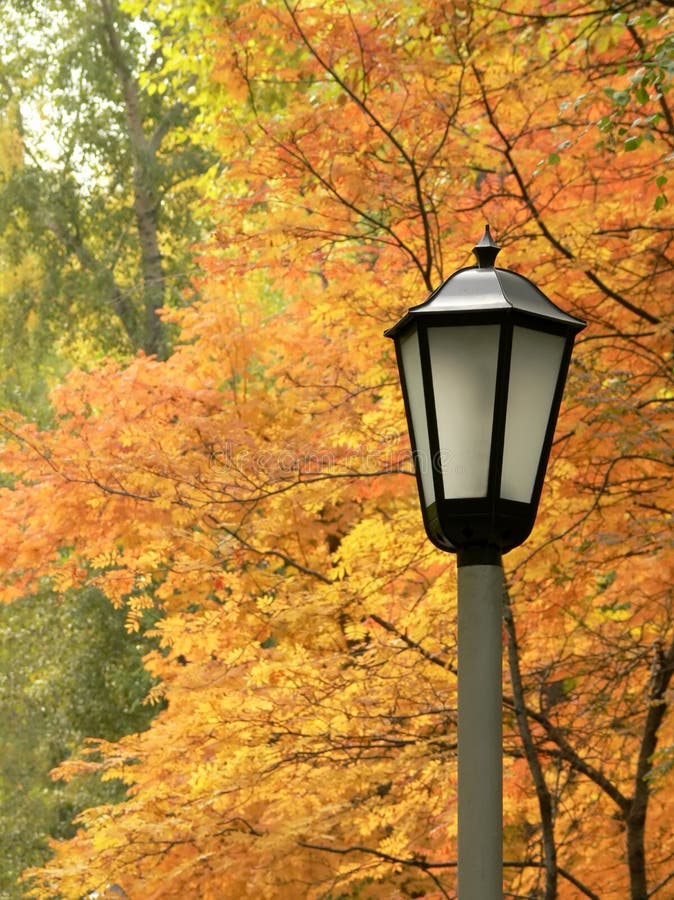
604;88;630;106
635;85;649;105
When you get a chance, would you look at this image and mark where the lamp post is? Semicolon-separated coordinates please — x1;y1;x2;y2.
385;227;585;899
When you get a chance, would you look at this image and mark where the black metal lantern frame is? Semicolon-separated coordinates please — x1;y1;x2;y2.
386;228;586;557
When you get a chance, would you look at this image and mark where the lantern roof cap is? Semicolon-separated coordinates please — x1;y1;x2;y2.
473;224;501;268
385;227;586;338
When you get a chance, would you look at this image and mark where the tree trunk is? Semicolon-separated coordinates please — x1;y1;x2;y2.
99;0;166;357
625;636;674;900
503;586;558;899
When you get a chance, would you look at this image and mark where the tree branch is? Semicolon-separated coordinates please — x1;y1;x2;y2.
280;0;438;288
472;64;662;327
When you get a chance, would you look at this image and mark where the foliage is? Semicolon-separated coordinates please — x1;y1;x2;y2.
0;0;214;369
0;0;671;898
0;585;158;899
0;1;204;890
0;113;71;419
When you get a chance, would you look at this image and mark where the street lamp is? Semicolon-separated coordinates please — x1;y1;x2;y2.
385;227;585;899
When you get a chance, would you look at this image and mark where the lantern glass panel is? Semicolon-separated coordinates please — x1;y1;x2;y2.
428;324;500;499
501;326;566;503
400;328;434;506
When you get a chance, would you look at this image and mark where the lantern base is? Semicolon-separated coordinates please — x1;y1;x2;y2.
424;497;537;555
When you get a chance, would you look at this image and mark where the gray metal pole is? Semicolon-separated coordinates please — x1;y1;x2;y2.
457;551;504;899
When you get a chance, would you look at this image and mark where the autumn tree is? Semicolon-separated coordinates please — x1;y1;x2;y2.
0;1;671;898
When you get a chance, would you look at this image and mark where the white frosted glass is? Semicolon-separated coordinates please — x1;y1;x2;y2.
400;329;434;506
428;325;500;499
501;327;566;503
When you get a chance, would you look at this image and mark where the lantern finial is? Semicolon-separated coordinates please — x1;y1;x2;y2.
473;225;501;268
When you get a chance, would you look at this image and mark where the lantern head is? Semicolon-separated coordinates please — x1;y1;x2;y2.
385;227;586;555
